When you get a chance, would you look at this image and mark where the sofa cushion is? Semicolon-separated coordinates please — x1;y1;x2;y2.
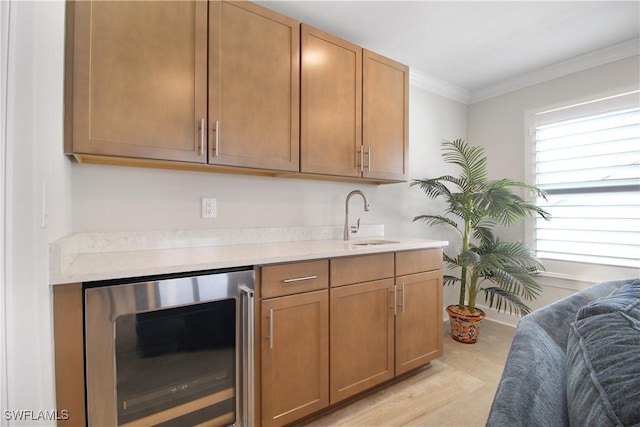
520;279;629;352
486;320;569;427
576;280;640;321
566;305;640;426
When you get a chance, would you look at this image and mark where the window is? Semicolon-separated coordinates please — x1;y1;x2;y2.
530;91;640;269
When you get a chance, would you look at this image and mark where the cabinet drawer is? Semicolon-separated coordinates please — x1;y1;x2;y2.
330;253;394;287
395;249;443;276
261;260;329;299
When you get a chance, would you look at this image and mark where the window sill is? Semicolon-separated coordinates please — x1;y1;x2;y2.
539;258;639;291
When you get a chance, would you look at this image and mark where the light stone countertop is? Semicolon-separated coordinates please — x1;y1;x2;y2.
49;225;448;285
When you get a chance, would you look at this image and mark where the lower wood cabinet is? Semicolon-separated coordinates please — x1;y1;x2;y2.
395;270;443;375
261;290;329;426
52;284;86;427
259;249;443;426
330;279;395;404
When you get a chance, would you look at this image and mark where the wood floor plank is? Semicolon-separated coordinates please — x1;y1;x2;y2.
300;320;515;427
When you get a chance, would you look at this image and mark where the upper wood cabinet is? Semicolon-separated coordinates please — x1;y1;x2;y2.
301;27;409;182
66;1;299;172
65;1;408;181
209;2;300;172
362;50;409;181
65;1;208;163
300;24;362;177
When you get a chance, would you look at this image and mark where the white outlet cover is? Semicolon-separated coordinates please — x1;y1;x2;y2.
202;197;217;218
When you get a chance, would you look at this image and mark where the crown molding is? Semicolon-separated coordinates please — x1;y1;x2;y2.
409;69;470;105
468;38;640;104
410;38;639;106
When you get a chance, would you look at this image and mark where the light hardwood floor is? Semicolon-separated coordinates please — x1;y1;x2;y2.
300;320;516;427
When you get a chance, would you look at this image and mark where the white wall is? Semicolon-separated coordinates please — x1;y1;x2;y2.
1;0;10;421
468;55;640;323
3;1;467;421
4;1;71;425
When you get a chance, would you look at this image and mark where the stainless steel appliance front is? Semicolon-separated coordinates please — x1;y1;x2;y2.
84;268;255;426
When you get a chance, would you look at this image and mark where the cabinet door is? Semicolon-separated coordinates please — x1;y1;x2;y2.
330;279;394;404
67;1;208;163
261;290;329;426
395;270;443;375
362;49;408;181
209;2;300;172
300;25;362;177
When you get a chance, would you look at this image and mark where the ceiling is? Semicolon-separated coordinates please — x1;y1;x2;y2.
253;1;640;104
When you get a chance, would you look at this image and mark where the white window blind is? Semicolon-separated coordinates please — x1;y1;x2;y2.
533;92;640;268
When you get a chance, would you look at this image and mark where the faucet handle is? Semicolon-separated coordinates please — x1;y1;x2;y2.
350;218;361;234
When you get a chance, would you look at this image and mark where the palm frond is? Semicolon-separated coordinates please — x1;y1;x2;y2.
481;287;533;316
476;240;543;275
488;240;544;270
500;268;542;300
443;252;456;263
410;177;453;200
482;267;542;301
443;275;460;287
493;178;550;203
413;214;461;233
471;220;497;247
478;181;552;225
441;139;488;185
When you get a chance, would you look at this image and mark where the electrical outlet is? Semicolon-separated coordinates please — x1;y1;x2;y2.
202;198;217;218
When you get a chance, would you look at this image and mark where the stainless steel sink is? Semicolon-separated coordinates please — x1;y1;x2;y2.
350;239;399;246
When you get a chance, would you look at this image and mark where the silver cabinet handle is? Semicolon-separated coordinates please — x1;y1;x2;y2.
268;308;274;350
213;120;220;157
391;285;397;316
239;285;255;426
366;145;371;172
359;145;364;173
282;275;318;284
400;284;405;313
199;118;205;156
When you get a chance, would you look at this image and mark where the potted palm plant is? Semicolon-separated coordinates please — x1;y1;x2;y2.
411;139;551;343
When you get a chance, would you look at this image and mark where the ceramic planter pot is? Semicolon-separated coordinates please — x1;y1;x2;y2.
446;305;487;344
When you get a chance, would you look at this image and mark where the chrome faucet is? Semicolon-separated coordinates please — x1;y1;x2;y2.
344;190;370;241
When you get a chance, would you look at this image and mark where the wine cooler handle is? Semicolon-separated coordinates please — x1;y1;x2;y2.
239;285;255;427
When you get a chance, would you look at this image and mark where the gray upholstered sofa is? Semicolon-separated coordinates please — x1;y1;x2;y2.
486;278;640;427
